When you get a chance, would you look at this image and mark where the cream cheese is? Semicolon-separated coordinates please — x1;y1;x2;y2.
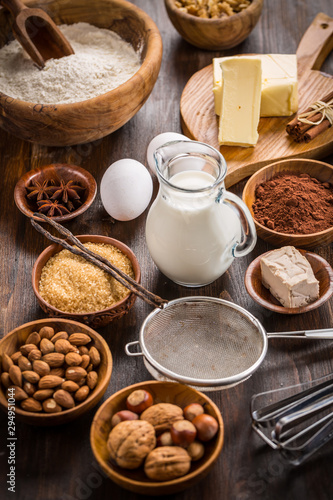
260;246;319;308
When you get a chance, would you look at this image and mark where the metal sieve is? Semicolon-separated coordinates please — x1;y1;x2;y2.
125;297;333;390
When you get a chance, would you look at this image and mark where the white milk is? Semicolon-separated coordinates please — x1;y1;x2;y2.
145;170;242;286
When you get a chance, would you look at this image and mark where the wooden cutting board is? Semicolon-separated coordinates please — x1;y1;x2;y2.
180;13;333;188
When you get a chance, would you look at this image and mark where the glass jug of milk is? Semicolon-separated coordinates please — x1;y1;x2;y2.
145;140;257;287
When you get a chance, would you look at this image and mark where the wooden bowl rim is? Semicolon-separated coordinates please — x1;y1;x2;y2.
90;380;224;490
164;0;263;23
1;0;163;108
14;163;97;222
0;318;112;422
31;235;141;317
242;158;333;240
244;249;333;314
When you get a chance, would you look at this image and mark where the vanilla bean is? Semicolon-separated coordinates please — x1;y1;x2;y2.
30;213;167;309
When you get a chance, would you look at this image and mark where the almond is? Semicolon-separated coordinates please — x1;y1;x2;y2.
49;367;65;377
80;354;90;369
68;333;91;346
86;371;98;390
32;360;50;377
43;398;62;413
39;326;55;340
22;370;40;384
65;366;87;382
54;389;75;409
7;386;28;401
9;365;22;387
21;397;42;412
75;385;90;402
86;363;93;373
33;389;54;401
10;351;22;364
40;338;55;355
50;331;69;343
18;356;32;371
25;331;41;345
78;346;89;355
65;352;82;367
61;380;80;392
77;378;86;387
38;375;64;389
2;353;13;371
23;381;36;396
28;349;42;361
20;343;38;356
42;352;65;367
54;339;72;354
67;344;80;353
1;372;11;389
89;346;101;367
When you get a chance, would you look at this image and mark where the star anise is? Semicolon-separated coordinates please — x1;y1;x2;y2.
37;199;70;217
51;179;85;205
26;179;55;201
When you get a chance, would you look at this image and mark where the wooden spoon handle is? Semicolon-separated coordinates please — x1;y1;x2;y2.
296;12;333;79
0;0;28;17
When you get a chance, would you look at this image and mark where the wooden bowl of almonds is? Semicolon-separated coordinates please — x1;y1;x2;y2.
90;381;224;495
0;0;162;146
164;0;263;50
0;318;112;425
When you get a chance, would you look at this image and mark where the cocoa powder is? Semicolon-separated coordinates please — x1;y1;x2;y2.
252;173;333;234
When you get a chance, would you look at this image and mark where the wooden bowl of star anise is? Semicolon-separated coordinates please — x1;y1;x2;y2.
14;163;97;222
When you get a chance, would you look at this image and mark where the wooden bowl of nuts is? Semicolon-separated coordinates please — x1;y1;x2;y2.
164;0;263;50
0;0;162;146
90;381;224;495
0;318;112;425
242;158;333;249
32;235;141;328
14;163;97;222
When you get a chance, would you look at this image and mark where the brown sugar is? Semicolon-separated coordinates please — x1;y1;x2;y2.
252;173;333;234
39;242;134;313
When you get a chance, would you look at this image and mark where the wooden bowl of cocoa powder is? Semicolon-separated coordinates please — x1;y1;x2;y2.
242;158;333;249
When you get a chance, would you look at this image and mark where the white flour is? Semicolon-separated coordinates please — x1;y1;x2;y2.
0;22;141;104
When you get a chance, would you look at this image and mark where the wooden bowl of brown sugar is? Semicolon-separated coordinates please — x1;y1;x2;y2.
32;235;141;328
242;159;333;249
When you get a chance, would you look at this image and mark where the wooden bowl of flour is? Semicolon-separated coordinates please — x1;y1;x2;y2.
0;0;162;146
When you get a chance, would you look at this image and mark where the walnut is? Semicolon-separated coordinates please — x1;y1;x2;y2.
140;403;184;434
144;446;191;481
107;420;156;469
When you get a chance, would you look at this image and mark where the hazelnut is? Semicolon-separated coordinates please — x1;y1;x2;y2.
187;441;205;461
126;389;153;414
111;410;139;427
183;403;204;422
156;431;173;447
192;414;218;442
170;419;197;447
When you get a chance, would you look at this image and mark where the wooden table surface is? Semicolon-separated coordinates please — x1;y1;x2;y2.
1;1;333;499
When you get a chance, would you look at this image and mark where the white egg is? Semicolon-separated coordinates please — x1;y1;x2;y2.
147;132;189;174
100;159;153;221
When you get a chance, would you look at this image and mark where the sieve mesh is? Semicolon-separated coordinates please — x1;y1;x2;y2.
140;298;267;386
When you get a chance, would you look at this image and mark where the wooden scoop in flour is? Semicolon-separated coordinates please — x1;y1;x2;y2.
1;0;74;68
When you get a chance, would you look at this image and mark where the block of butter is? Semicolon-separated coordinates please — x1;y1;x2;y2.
213;54;298;117
218;57;261;147
260;246;319;308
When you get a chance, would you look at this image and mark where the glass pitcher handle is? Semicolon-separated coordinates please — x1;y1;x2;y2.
222;191;257;257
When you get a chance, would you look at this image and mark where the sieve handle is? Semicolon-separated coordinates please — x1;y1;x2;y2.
125;341;144;356
267;329;333;339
